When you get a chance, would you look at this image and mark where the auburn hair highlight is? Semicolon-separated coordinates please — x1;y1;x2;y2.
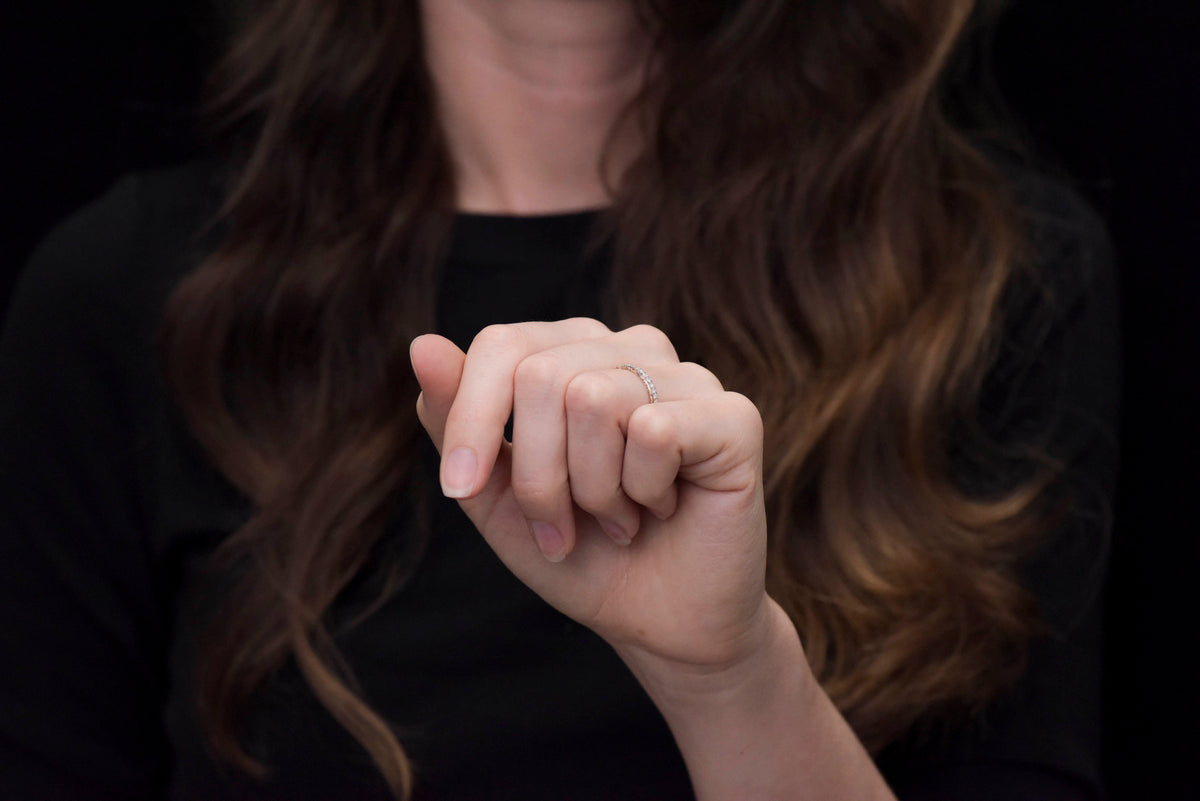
160;0;1048;794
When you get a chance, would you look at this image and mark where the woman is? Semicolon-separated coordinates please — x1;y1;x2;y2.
0;0;1117;798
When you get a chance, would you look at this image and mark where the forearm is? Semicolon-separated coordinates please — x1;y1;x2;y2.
621;599;897;801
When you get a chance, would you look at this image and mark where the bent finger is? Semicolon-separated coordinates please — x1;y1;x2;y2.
440;318;610;500
563;369;644;545
622;392;763;518
564;362;722;541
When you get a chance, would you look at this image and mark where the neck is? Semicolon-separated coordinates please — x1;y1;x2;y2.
420;0;650;214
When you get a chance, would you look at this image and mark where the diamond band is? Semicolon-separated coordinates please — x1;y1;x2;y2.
616;363;659;404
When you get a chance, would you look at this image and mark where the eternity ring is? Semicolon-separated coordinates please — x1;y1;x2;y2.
616;363;659;404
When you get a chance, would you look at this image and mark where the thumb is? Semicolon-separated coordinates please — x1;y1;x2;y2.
412;334;514;532
410;334;465;450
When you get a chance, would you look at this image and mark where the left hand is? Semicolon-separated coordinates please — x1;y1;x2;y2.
410;319;773;673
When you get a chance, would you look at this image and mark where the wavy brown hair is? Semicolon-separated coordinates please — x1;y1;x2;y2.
161;0;1046;795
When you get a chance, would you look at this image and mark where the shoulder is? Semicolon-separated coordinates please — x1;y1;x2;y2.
966;157;1120;466
0;169;226;798
975;155;1120;430
3;162;225;386
2;161;226;447
883;163;1118;798
1014;162;1119;453
12;161;224;324
965;157;1120;629
996;157;1117;321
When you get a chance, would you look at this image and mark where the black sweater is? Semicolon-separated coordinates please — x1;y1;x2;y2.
0;162;1118;800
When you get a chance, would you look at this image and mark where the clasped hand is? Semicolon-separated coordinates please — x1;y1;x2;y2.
410;318;774;678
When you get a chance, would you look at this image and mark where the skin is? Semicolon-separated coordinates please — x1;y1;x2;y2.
413;1;899;797
420;0;649;213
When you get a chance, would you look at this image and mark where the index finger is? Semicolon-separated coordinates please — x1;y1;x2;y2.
439;318;610;499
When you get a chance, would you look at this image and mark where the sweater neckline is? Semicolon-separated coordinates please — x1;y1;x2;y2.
446;208;605;267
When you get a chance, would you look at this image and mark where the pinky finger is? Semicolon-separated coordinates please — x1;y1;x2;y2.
622;393;763;519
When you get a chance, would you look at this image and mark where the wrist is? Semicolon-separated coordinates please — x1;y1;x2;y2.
616;596;816;721
616;598;895;801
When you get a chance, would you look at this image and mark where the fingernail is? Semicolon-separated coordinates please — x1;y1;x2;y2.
442;447;477;498
531;522;566;562
408;337;420;371
600;519;631;546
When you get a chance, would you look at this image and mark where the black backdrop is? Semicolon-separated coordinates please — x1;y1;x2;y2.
2;2;1197;798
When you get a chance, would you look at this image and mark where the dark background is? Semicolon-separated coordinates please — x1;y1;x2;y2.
2;2;1197;798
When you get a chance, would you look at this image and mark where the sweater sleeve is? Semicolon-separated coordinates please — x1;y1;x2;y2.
0;177;171;800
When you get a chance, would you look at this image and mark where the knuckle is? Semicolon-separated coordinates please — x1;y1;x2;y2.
564;372;620;416
472;323;524;355
571;479;621;514
514;351;565;391
566;317;611;338
726;392;765;439
680;361;724;392
624;324;678;360
509;475;566;512
628;405;677;451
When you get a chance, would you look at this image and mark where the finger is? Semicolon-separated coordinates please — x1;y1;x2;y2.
563;370;644;545
622;392;763;519
411;334;466;449
440;318;610;500
413;334;517;529
509;348;578;562
502;327;679;560
565;362;723;543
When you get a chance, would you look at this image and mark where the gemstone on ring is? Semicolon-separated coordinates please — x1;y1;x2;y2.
616;363;659;404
